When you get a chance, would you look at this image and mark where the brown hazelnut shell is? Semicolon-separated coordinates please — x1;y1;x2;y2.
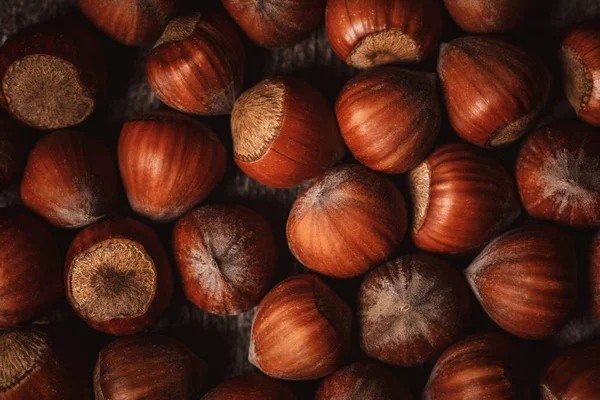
21;130;118;229
443;0;535;33
78;0;180;46
65;217;173;335
0;210;63;328
249;274;352;380
561;21;600;127
94;335;206;400
591;231;600;321
118;111;227;222
222;0;325;49
287;164;407;278
407;143;521;255
515;122;600;230
147;12;245;115
335;67;440;174
0;17;107;131
424;332;531;400
201;373;295;400
325;0;443;68
465;224;578;339
540;338;600;399
0;113;24;190
438;36;551;148
232;77;345;188
358;254;471;366
173;205;278;315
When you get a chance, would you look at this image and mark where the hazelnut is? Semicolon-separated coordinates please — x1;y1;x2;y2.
335;67;440;174
201;373;295;400
407;143;521;255
591;231;600;321
147;12;245;115
0;113;24;191
325;0;443;68
438;36;551;148
358;254;470;366
465;224;578;339
21;130;118;229
119;111;227;222
0;17;107;130
231;77;344;188
287;164;407;279
249;274;352;380
65;217;173;335
443;0;535;33
173;205;278;315
516;122;600;230
94;335;206;399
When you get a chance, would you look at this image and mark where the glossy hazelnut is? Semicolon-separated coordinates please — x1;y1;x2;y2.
222;0;325;49
516;122;600;230
202;373;295;400
335;67;440;174
287;164;407;278
443;0;535;33
21;130;118;229
94;335;206;399
249;274;352;380
424;332;531;400
173;205;278;315
315;360;413;400
232;77;344;188
358;254;470;366
119;111;227;222
438;36;551;148
0;327;92;399
325;0;443;68
0;113;23;190
78;0;179;46
561;21;600;126
465;224;578;339
147;12;245;115
0;18;106;130
540;338;600;399
0;210;62;328
591;232;600;321
407;143;521;255
65;217;173;335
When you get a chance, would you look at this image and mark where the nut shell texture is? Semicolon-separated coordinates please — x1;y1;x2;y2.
325;0;443;68
287;164;407;278
465;224;578;339
173;205;278;315
119;111;227;222
336;67;440;174
438;36;551;148
249;274;352;380
147;12;245;115
443;0;534;33
201;373;296;400
516;122;600;230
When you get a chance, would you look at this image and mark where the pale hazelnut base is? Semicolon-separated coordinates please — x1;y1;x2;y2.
347;30;421;69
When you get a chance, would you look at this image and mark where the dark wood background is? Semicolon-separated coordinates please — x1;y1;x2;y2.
1;0;600;398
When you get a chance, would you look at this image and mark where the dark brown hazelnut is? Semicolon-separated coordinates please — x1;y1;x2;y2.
465;224;578;339
94;335;206;399
21;130;118;228
0;210;62;328
119;111;227;222
201;373;296;400
0;112;24;191
0;17;107;130
65;217;173;335
325;0;443;68
438;36;551;148
443;0;536;33
232;77;345;188
287;164;407;279
222;0;325;49
515;122;600;230
591;231;600;321
358;254;470;366
78;0;180;46
147;12;245;115
407;143;521;255
173;205;278;315
335;67;440;174
249;274;352;380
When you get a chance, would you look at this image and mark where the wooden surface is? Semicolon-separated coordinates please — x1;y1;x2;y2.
1;0;600;398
